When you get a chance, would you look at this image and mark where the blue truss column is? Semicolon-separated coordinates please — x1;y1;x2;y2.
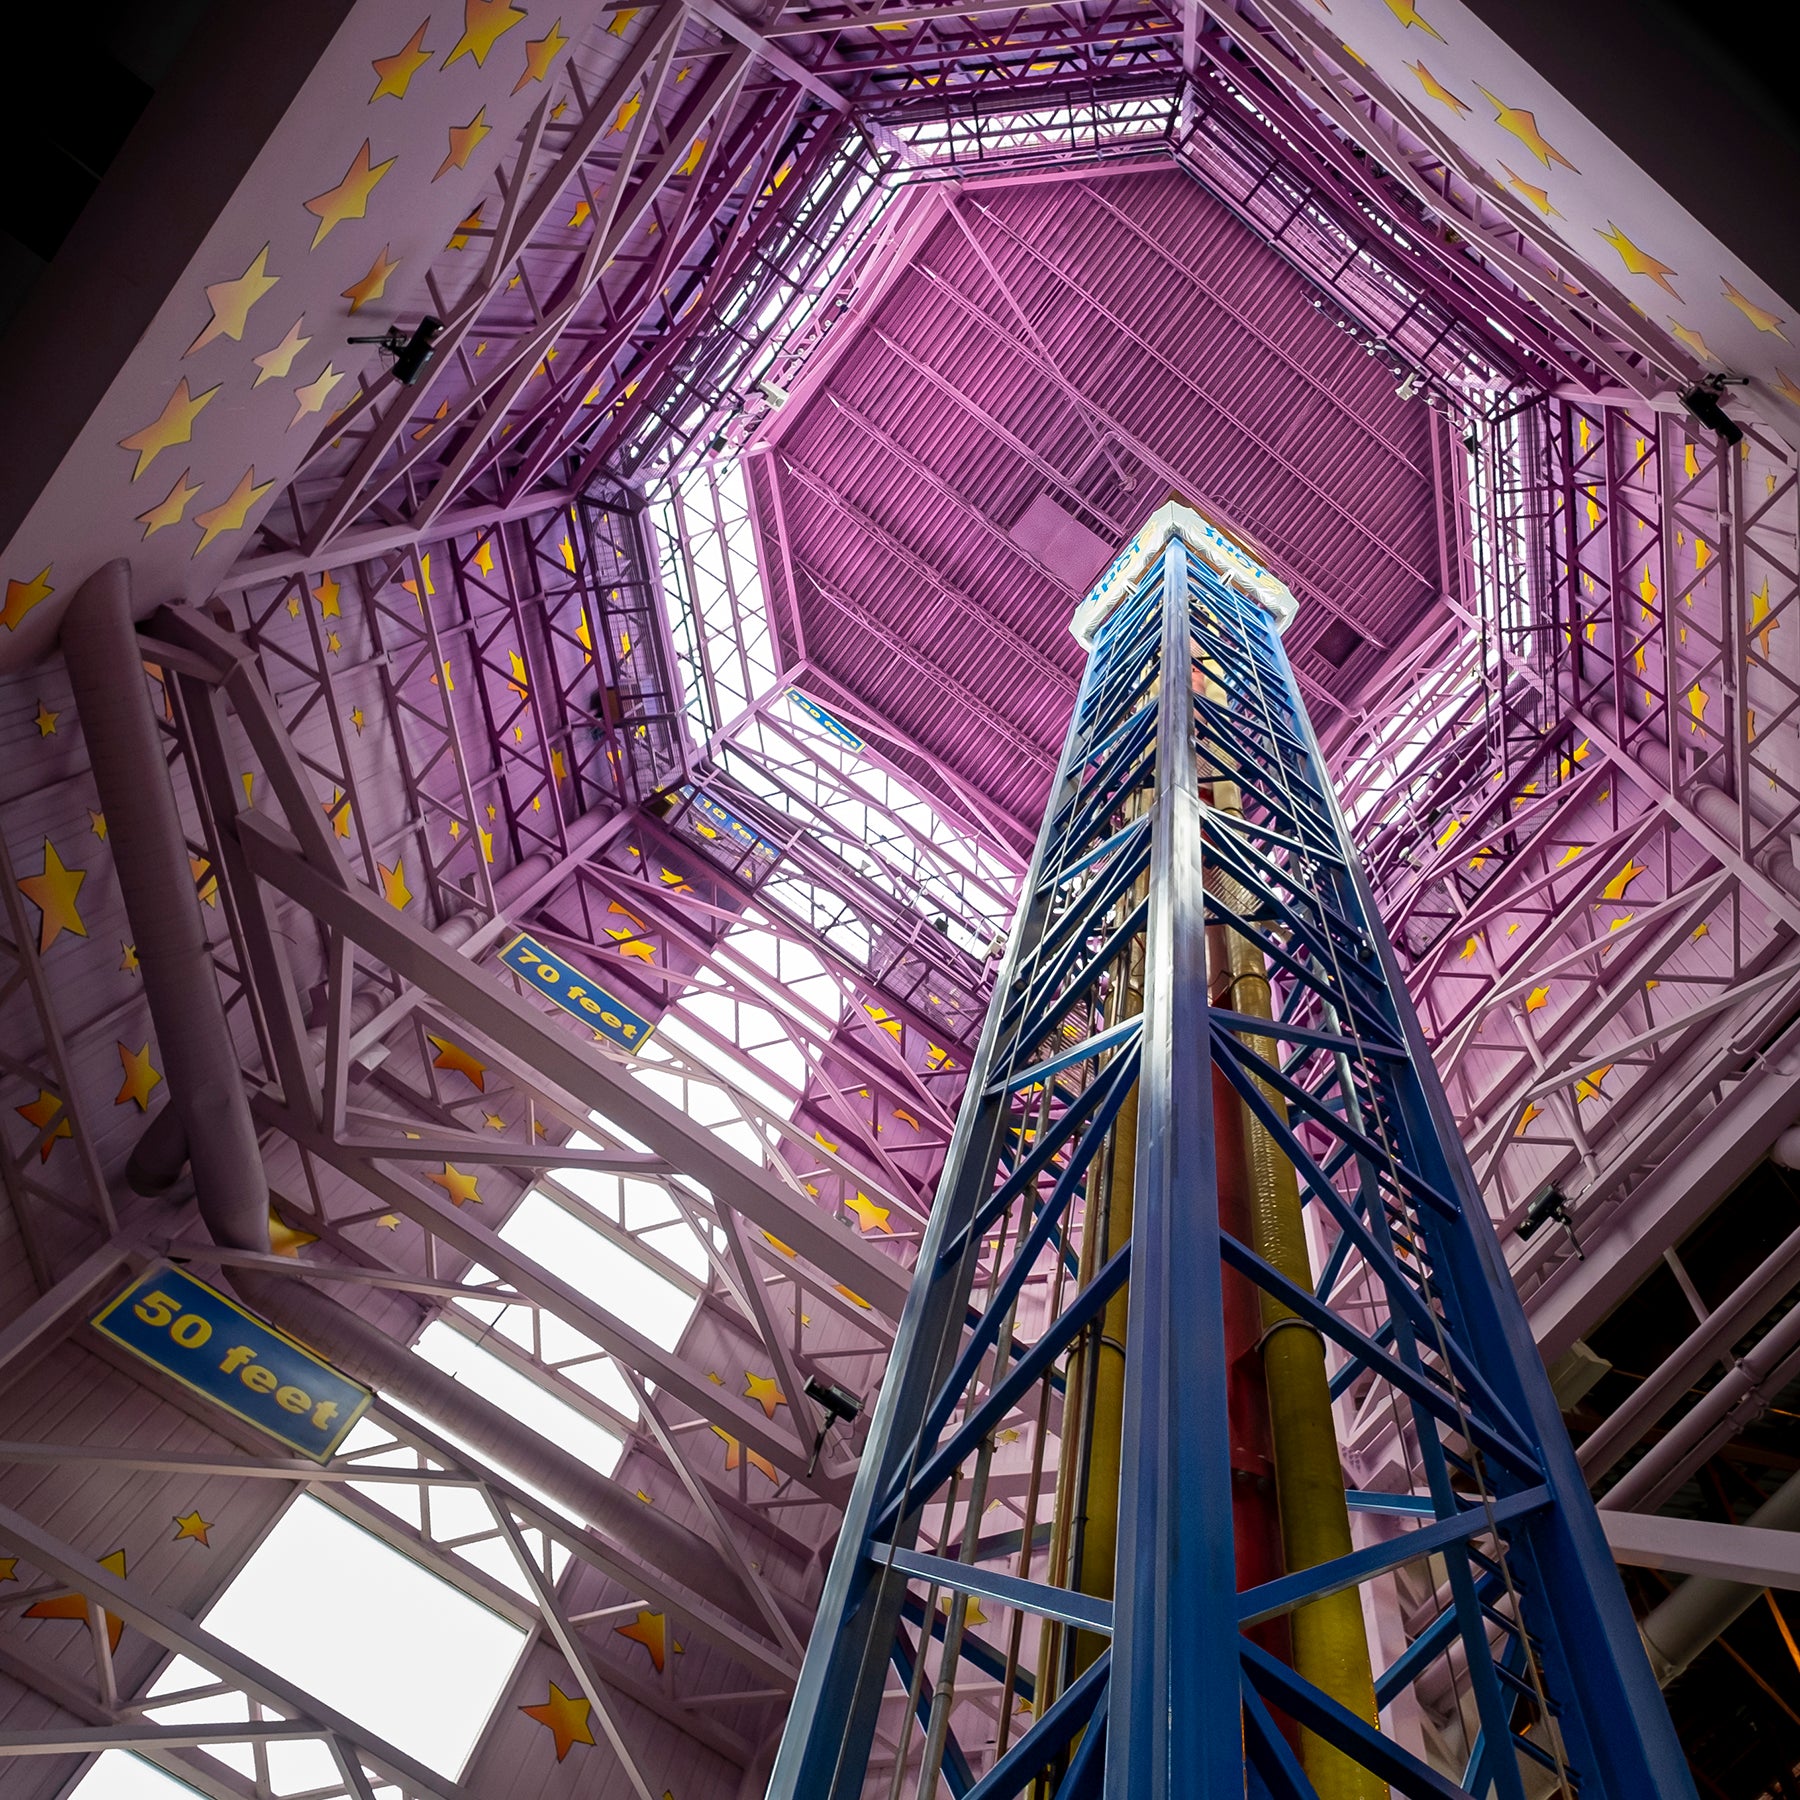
766;525;1698;1800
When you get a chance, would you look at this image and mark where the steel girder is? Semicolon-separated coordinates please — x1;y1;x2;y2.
767;531;1692;1799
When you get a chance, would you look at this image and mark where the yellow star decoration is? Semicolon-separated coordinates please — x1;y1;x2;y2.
115;1042;163;1112
186;245;278;356
0;1558;15;1582
304;140;396;249
447;0;528;66
350;706;366;735
172;1511;213;1546
1458;936;1479;961
448;204;484;250
378;858;412;909
436;108;491;181
192;855;219;907
192;467;274;555
33;700;58;737
615;1609;684;1673
711;1424;779;1481
427;1033;488;1091
609;8;639;34
252;318;311;386
118;379;219;481
1514;1102;1542;1136
2;565;53;632
612;91;642;133
371;20;433;101
1574;1064;1614;1105
343;244;403;314
312;572;341;618
427;1163;482;1206
1524;985;1550;1013
287;595;302;618
522;1682;595;1760
323;789;352;839
844;1191;892;1234
1596;224;1680;300
677;138;706;177
136;468;203;539
1722;278;1786;339
25;1549;128;1651
744;1371;787;1418
89;811;107;841
940;1593;988;1627
515;19;570;91
15;1091;72;1161
270;1205;320;1255
18;840;87;951
484;1111;506;1131
1382;0;1443;39
472;538;495;576
1475;87;1577;173
121;942;139;974
1406;60;1466;114
1497;163;1559;219
291;363;346;430
377;1214;402;1229
1670;320;1718;364
1777;369;1800;410
1751;581;1780;658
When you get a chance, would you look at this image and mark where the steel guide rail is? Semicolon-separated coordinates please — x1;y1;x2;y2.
768;536;1693;1800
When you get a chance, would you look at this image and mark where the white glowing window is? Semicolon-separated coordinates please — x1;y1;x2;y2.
412;1318;627;1479
143;1495;525;1781
65;1754;206;1800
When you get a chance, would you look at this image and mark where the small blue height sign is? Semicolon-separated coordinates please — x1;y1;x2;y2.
92;1264;371;1461
498;931;656;1051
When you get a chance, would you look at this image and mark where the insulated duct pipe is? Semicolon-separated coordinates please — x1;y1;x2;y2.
61;563;784;1639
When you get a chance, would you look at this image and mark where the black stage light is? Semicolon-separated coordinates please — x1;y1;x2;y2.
1517;1180;1584;1259
1680;380;1744;447
804;1374;863;1475
347;315;445;386
1463;431;1481;455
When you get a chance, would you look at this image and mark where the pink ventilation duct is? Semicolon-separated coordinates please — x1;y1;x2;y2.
60;559;791;1644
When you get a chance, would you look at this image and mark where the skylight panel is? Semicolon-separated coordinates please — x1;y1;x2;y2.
67;1753;206;1800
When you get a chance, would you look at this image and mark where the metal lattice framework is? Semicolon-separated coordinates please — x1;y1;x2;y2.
771;526;1691;1799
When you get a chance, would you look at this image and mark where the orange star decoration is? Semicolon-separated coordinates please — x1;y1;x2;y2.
172;1511;213;1546
3;565;53;632
186;245;278;356
515;19;569;91
350;706;366;735
89;811;107;841
427;1163;482;1206
1670;320;1718;364
521;1682;595;1760
343;244;402;314
1514;1102;1542;1136
253;318;312;385
323;788;351;838
371;20;433;100
1406;60;1466;114
1497;164;1559;219
191;856;219;907
25;1549;128;1652
137;469;203;539
378;858;412;909
1597;224;1680;300
744;1371;786;1418
1751;581;1780;659
192;467;274;556
120;942;139;975
0;1558;16;1582
676;137;706;177
615;1608;683;1673
119;379;219;481
844;1191;892;1234
291;364;347;430
436;108;491;180
270;1205;320;1255
15;1091;72;1161
115;1042;164;1112
1524;985;1551;1013
427;1033;487;1090
1574;1064;1614;1104
304;141;396;249
711;1424;779;1482
447;0;528;66
1722;278;1786;338
1475;86;1578;173
1382;0;1443;39
312;571;342;618
33;700;58;737
18;839;87;951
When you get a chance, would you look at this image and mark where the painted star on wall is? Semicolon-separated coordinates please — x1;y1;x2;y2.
253;318;312;386
1596;224;1680;300
843;1191;892;1234
1475;86;1578;173
115;1042;164;1112
343;246;402;314
710;1424;778;1481
1497;164;1559;219
1722;279;1786;339
33;700;59;737
137;469;204;539
1405;60;1466;115
521;1682;595;1760
3;565;53;633
18;840;87;950
1382;0;1443;38
193;467;275;555
186;245;279;357
615;1609;683;1672
24;1549;128;1651
371;20;433;100
427;1034;488;1090
304;141;396;250
446;0;528;67
435;108;491;181
378;858;412;908
291;364;347;430
427;1163;482;1206
172;1511;213;1546
15;1091;72;1161
118;379;219;481
515;20;570;92
312;572;342;617
744;1371;786;1418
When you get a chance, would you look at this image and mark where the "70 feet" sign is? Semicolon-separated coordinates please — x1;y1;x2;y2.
498;932;656;1052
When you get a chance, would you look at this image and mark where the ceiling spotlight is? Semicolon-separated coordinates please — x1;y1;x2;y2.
759;378;790;409
1396;373;1418;400
1680;378;1744;447
347;315;444;386
1463;431;1481;455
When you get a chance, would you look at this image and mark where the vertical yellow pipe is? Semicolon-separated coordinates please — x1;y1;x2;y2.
1214;773;1386;1800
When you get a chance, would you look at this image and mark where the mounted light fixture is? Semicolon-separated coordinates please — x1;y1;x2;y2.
347;315;444;386
1680;374;1746;447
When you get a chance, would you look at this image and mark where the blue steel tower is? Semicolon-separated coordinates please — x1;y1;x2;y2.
768;518;1696;1800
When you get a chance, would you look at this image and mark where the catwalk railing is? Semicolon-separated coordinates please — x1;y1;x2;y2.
768;531;1694;1799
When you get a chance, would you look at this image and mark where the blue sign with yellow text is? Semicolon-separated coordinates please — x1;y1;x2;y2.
788;689;863;751
93;1264;371;1461
681;785;777;863
498;931;656;1051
